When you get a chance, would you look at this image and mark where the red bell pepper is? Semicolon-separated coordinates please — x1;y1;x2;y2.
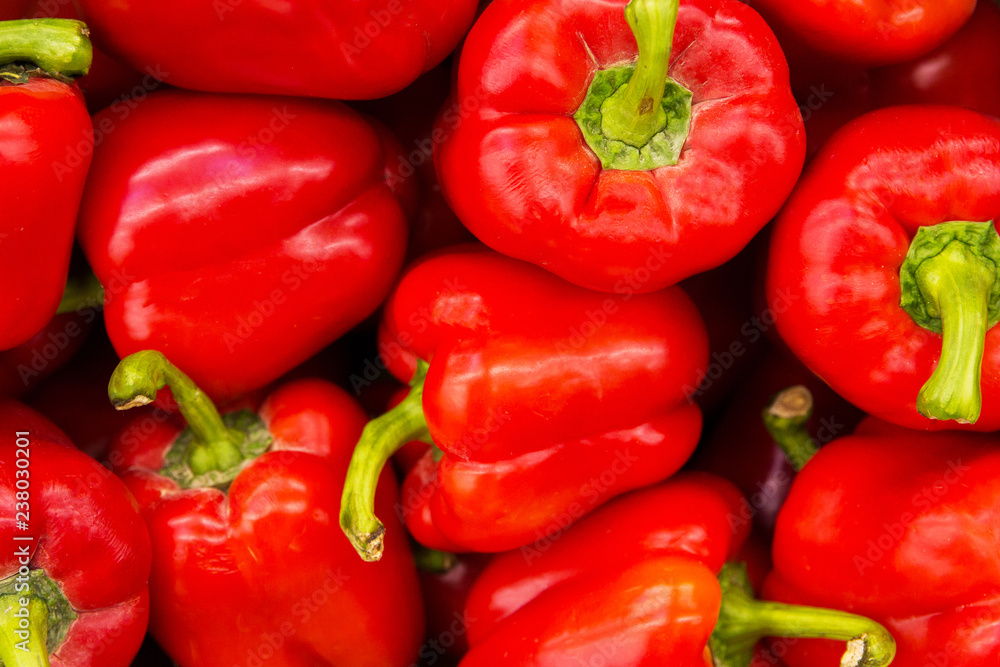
868;0;1000;120
413;549;492;663
0;399;151;667
76;0;477;100
693;346;863;534
0;311;94;399
435;0;805;293
767;105;1000;429
20;0;145;114
0;20;93;350
762;387;1000;666
77;90;409;401
746;0;974;68
340;247;708;560
462;473;895;667
104;350;424;667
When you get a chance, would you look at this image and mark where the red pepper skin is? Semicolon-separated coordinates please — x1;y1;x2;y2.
77;90;408;401
76;0;476;100
0;400;151;666
868;0;1000;120
0;77;92;350
377;247;707;550
692;346;864;534
435;0;804;293
462;473;748;665
764;420;1000;666
766;106;1000;431
109;379;424;667
746;0;974;68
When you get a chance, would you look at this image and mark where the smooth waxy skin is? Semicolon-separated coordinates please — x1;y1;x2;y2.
0;400;151;667
76;0;477;99
108;380;424;667
765;421;1000;666
767;106;1000;431
78;91;407;400
749;0;974;68
436;0;805;293
0;77;91;350
376;248;709;551
461;474;747;665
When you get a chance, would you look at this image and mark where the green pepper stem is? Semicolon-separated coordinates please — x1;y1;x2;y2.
709;564;896;667
340;361;430;562
55;273;104;315
0;595;51;667
914;241;995;423
0;19;91;77
108;350;244;476
762;386;817;471
599;0;680;146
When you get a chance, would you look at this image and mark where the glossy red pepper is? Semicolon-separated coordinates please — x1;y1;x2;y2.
105;351;424;667
767;106;1000;429
0;399;151;667
77;90;409;401
462;473;895;667
762;388;1000;666
746;0;974;68
868;0;1000;120
20;0;144;113
76;0;477;100
435;0;804;293
693;346;863;534
340;246;708;560
0;20;93;350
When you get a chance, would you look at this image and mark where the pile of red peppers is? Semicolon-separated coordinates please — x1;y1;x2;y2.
2;0;1000;665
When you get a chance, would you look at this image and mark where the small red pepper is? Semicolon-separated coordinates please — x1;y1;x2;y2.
340;246;708;560
0;20;93;350
436;0;805;293
105;351;425;667
746;0;974;68
76;0;477;100
762;387;1000;666
767;105;1000;429
1;399;151;667
77;90;409;401
462;473;895;667
413;548;491;663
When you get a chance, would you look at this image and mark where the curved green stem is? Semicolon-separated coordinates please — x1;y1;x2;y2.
899;221;1000;424
108;350;244;476
709;564;896;667
55;273;104;315
0;19;91;78
762;386;817;471
0;596;50;667
340;360;430;562
600;0;679;146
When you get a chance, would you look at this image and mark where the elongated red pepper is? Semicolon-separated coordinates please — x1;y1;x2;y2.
762;387;1000;666
76;0;477;100
463;473;895;667
77;90;409;401
767;106;1000;429
105;351;424;667
746;0;974;68
0;400;151;667
0;20;92;350
340;247;708;560
436;0;804;293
